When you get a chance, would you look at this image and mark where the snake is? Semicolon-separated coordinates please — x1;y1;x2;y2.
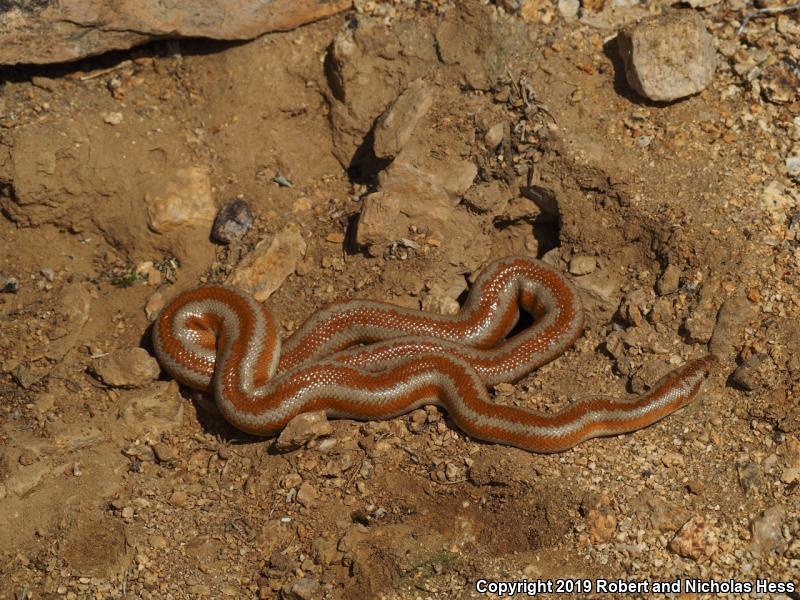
152;256;716;453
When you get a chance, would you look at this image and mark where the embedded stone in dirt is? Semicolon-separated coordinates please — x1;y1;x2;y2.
669;516;719;561
274;411;332;451
227;223;307;302
145;166;216;233
749;505;788;554
709;293;758;361
420;274;467;315
435;0;499;90
287;577;321;600
44;282;92;361
373;79;435;160
90;348;161;388
568;255;597;276
0;0;354;66
355;186;489;270
462;181;511;215
383;151;478;200
211;198;254;244
656;263;681;296
617;12;717;102
327;16;438;166
120;381;185;436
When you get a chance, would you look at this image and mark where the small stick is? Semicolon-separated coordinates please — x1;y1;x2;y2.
738;1;800;34
79;60;133;81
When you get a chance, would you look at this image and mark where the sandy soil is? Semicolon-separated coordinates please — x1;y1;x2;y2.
0;1;798;599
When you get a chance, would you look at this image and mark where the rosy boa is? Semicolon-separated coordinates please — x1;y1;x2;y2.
152;256;715;453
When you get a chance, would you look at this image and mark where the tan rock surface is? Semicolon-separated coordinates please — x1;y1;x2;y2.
0;0;353;65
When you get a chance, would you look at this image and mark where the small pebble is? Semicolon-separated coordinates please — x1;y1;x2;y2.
656;264;680;295
2;277;19;293
102;112;123;125
485;123;504;148
569;255;597;276
296;482;317;508
211;198;254;244
152;442;178;464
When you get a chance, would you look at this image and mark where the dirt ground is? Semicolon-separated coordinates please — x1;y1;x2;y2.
0;1;798;599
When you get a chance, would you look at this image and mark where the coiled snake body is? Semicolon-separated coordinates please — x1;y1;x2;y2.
153;256;715;453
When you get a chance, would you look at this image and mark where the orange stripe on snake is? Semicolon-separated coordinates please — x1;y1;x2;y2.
152;256;716;453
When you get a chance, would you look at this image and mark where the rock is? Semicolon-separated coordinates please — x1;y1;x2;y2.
102;112;123;125
312;537;342;565
750;505;787;554
90;348;160;388
581;495;617;544
145;166;216;233
420;274;467;315
211;198;254;244
296;482;317;508
649;297;675;325
120;381;185;437
1;276;19;293
731;353;773;391
669;516;719;561
380;153;478;200
462;181;510;215
485;123;505;149
373;80;434;159
572;268;623;320
327;17;438;166
274;411;332;451
558;0;580;18
152;442;179;464
568;255;597;276
761;61;800;105
145;291;166;321
0;1;353;66
780;437;800;485
787;155;800;182
656;264;681;296
44;283;92;361
709;293;758;361
356;184;489;269
761;180;797;222
287;577;320;600
617;13;716;102
133;261;161;286
435;0;500;90
684;279;720;344
227;223;307;302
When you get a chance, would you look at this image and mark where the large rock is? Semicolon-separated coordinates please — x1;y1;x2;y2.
617;12;717;102
355;183;489;270
0;0;352;66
